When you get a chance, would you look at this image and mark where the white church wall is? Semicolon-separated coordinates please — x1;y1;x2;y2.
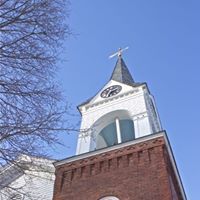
144;90;162;133
0;156;55;200
133;115;152;138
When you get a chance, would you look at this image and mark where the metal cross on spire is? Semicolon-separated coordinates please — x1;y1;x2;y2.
109;46;129;59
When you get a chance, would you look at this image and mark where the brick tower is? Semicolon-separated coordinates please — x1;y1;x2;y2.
53;50;187;200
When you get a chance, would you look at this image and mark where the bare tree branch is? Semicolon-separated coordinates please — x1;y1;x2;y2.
0;0;73;189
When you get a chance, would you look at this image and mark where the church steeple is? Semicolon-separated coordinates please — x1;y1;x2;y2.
110;56;135;85
76;54;162;155
53;50;187;200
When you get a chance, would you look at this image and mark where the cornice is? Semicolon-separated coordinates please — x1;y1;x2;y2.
54;131;165;167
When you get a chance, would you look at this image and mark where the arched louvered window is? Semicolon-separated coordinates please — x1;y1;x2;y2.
120;119;135;142
96;119;135;149
96;121;118;149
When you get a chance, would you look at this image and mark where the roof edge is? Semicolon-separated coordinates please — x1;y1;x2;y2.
54;131;166;167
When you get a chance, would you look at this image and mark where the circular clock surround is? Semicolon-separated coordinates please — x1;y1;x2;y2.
100;85;122;98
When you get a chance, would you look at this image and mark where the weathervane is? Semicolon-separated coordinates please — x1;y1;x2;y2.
109;46;129;59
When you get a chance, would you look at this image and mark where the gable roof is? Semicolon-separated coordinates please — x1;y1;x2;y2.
0;155;55;190
0;164;23;190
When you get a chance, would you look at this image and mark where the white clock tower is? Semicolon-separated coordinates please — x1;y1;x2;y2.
76;54;162;155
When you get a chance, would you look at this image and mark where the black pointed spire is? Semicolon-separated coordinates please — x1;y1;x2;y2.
78;54;144;107
110;56;135;85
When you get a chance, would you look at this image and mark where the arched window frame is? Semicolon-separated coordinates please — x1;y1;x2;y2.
99;196;119;200
94;110;135;150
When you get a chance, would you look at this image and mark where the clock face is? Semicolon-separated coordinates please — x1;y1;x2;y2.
100;85;122;98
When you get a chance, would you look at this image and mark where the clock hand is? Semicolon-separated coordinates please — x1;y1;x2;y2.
107;88;118;97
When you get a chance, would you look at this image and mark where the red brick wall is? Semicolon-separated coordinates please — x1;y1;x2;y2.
53;136;184;200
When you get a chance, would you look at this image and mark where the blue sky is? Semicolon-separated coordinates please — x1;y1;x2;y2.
55;1;200;199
